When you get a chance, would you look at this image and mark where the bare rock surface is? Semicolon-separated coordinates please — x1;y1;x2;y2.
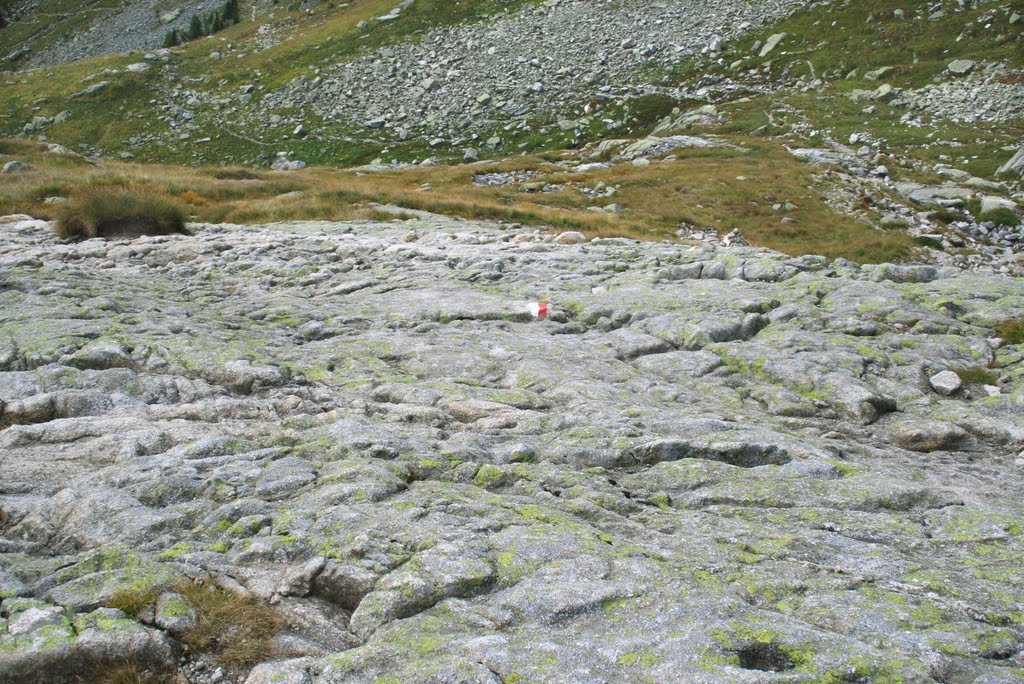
1;214;1024;682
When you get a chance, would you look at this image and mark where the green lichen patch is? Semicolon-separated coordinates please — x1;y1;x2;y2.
44;546;182;611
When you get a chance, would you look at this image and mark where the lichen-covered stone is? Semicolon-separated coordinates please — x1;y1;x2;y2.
154;592;197;635
1;217;1022;682
0;604;174;683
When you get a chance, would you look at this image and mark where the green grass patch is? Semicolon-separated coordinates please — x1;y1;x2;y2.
954;367;998;385
994;317;1024;345
978;207;1022;228
105;585;160;618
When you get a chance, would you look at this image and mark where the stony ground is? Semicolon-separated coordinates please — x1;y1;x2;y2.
1;213;1024;683
265;0;805;143
13;0;228;68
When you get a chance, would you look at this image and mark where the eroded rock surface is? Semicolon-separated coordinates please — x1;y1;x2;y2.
1;215;1023;682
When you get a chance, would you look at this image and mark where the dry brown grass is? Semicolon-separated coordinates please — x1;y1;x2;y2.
1;137;913;262
176;582;284;670
79;663;147;684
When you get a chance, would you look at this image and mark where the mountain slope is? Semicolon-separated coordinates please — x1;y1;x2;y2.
0;0;1022;268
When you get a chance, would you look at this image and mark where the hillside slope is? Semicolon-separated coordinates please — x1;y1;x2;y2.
0;0;1023;264
0;0;235;67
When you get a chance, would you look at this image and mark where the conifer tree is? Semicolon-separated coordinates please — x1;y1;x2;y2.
224;0;240;25
186;14;203;40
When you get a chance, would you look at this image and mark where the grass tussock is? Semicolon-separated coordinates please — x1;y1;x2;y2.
55;184;189;241
79;663;147;684
978;207;1022;228
994;318;1024;345
954;367;999;385
106;585;161;618
177;582;284;670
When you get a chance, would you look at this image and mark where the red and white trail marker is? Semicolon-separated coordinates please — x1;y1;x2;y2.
528;301;549;319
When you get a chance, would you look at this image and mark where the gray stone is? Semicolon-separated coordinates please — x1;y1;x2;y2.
2;161;33;174
864;66;894;80
759;32;786;57
870;263;939;283
894;182;974;207
947;59;976;76
278;557;327;597
272;158;308;171
871;83;900;102
153;592;198;635
893;421;971;452
7;607;67;636
997;147;1024;178
245;659;317;684
553;231;586;245
71;81;109;98
0;606;174;683
979;195;1019;217
929;370;962;396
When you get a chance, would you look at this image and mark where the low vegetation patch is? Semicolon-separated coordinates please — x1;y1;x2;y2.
994;317;1024;345
1;139;911;262
978;207;1022;228
106;585;161;618
955;367;999;385
177;582;284;669
55;184;189;240
80;663;147;684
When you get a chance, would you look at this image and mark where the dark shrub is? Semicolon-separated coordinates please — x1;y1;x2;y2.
55;185;189;240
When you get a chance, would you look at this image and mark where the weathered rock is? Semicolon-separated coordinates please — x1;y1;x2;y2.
864;66;894;80
552;231;586;245
759;32;786;57
998;147;1024;178
947;59;976;76
892;421;972;452
0;605;175;683
980;195;1019;218
70;81;109;98
153;592;197;635
0;216;1021;683
2;161;33;174
271;158;308;171
872;83;900;102
929;370;962;396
